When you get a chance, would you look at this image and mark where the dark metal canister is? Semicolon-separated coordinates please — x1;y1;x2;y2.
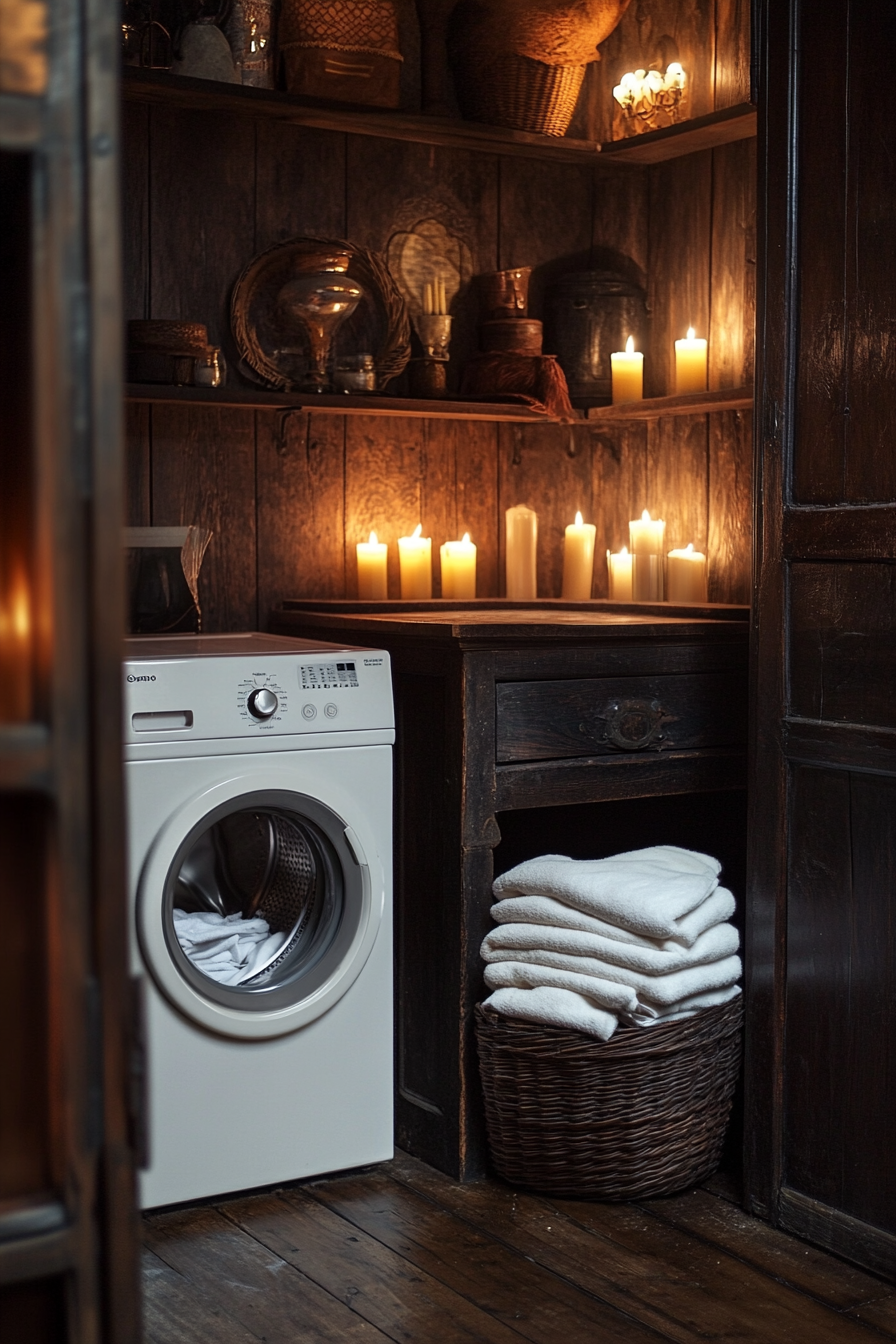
545;271;648;403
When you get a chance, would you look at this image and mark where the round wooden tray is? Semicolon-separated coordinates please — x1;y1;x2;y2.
230;236;411;392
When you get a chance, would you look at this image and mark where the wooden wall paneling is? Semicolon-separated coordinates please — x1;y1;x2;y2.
791;0;848;504
253;124;347;248
125;404;151;527
713;0;752;107
497;157;594;324
785;765;896;1236
592;164;650;289
581;0;718;145
497;423;593;599
345;137;499;393
788;562;896;728
590;422;649;598
453;420;499;598
646;150;713;397
344;415;430;599
148;108;256;387
708;409;752;603
648;414;709;555
417;420;456;596
120;100;149;323
256;411;345;622
709;138;755;390
150;406;258;631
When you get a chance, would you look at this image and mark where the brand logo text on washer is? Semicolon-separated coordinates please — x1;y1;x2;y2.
127;674;157;682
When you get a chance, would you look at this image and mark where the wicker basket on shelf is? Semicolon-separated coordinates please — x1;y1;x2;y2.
474;994;742;1199
278;0;403;108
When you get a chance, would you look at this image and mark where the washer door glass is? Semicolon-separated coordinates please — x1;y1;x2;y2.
161;791;366;1016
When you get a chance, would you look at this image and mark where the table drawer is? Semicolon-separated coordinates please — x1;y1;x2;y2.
495;671;747;763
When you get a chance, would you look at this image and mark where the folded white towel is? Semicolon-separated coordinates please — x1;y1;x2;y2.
481;919;739;976
492;853;718;940
483;986;618;1041
491;887;736;950
173;910;286;986
609;844;721;877
482;945;742;1008
626;984;742;1026
483;960;645;1015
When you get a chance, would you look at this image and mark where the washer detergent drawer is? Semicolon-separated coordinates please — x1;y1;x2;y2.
495;670;748;764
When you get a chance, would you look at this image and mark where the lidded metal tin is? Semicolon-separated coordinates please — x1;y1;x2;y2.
545;270;648;403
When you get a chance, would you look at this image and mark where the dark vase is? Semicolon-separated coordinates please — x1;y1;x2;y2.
545;269;648;405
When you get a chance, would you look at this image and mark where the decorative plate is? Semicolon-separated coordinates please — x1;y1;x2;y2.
230;236;411;392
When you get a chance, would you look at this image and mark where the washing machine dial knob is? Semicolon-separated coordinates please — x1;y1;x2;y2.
247;687;278;719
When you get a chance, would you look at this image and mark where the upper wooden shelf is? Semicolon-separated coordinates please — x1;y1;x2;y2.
122;69;756;167
126;383;565;422
587;386;753;422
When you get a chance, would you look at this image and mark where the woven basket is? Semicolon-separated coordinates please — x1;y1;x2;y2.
455;52;586;137
475;994;743;1199
278;0;401;58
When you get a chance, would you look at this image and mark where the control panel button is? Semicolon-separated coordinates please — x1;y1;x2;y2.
324;703;338;719
301;703;317;720
247;687;279;720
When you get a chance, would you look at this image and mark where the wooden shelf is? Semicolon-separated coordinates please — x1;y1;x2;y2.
126;383;562;422
597;103;757;165
0;723;52;793
0;92;43;150
122;69;756;167
587;386;753;422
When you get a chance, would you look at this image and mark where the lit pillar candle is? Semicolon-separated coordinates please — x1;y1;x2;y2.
356;530;388;599
667;543;708;603
610;335;644;404
607;546;633;601
398;524;432;599
505;504;537;600
440;532;477;599
629;509;666;601
561;511;596;601
674;327;708;394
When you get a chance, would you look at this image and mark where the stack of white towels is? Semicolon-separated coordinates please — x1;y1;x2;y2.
481;846;741;1041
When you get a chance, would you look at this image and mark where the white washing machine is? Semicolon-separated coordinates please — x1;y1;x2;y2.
123;633;394;1209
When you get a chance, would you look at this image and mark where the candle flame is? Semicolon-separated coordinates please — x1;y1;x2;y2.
462;532;471;544
641;509;651;522
369;531;378;545
575;511;583;527
412;523;422;539
625;335;634;355
621;546;628;555
687;326;695;340
685;542;694;553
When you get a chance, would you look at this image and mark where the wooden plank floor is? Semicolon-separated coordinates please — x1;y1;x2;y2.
143;1151;896;1342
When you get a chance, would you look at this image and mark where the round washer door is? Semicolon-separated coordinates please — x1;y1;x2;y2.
137;771;383;1039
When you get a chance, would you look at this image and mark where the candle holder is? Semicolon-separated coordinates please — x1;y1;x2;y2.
276;251;365;393
412;312;452;360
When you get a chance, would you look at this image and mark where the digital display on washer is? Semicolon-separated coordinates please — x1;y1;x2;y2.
299;662;359;690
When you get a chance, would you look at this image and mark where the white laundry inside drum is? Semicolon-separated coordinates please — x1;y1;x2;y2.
170;807;338;996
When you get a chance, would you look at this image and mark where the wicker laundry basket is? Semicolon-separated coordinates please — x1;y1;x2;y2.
475;994;743;1199
278;0;402;107
454;52;587;137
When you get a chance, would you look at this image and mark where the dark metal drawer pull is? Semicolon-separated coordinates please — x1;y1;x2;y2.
600;698;669;751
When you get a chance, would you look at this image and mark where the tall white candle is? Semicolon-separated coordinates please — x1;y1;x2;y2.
440;533;477;599
667;543;708;603
505;505;537;600
607;546;633;601
629;509;666;601
674;327;708;394
561;511;596;601
356;530;388;599
398;523;432;599
611;335;644;404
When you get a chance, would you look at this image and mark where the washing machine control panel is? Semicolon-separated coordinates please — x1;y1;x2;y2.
123;643;393;743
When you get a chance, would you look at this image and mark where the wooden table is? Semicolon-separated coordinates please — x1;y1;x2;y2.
271;601;750;1179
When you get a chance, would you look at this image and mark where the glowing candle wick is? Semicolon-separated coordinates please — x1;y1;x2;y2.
575;510;583;526
687;326;695;340
625;334;634;355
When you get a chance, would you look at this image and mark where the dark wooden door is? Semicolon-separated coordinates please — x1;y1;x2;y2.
748;0;896;1278
1;0;141;1332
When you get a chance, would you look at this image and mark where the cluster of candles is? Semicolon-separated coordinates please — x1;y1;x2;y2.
611;327;708;403
422;277;449;316
356;508;707;604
